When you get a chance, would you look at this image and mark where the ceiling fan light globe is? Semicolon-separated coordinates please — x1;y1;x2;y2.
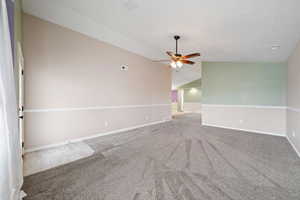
170;61;177;68
176;61;183;68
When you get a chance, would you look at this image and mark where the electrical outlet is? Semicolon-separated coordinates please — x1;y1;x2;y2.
104;121;109;127
239;119;244;124
145;116;149;121
292;131;296;137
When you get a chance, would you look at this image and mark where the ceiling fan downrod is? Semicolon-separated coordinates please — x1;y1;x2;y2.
174;35;180;56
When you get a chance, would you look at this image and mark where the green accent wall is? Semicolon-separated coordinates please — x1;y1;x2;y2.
202;62;287;106
178;79;201;89
178;79;201;103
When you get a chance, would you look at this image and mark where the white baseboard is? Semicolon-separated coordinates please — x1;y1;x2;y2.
25;119;171;153
25;116;300;160
202;123;285;137
203;123;300;158
286;135;300;158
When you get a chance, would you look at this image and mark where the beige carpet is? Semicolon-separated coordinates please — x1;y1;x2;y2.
23;114;300;200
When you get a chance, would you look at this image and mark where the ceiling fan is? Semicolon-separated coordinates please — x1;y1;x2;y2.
167;35;200;69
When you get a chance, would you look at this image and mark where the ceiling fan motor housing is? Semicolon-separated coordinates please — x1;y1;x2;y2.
174;35;180;40
165;35;200;66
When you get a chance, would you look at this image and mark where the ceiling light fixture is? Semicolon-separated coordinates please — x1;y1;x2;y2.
176;61;183;68
271;45;280;50
170;61;177;68
166;35;201;69
190;88;198;94
170;60;183;69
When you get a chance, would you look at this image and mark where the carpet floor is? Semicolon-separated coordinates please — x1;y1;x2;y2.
23;114;300;200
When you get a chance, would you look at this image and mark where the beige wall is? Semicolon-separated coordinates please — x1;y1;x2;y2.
202;105;286;136
287;41;300;156
23;14;171;150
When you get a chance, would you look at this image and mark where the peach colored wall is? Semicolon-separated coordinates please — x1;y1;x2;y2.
23;14;171;150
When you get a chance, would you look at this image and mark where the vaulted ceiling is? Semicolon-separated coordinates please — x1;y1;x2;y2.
23;0;300;61
23;0;300;86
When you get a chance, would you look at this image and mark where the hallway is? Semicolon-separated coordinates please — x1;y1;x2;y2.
23;114;300;200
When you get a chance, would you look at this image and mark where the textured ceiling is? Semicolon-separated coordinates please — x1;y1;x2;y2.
23;0;300;62
23;0;300;86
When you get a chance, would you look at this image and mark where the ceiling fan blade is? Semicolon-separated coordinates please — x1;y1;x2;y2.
181;60;195;65
182;53;200;59
166;52;179;62
166;51;175;57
